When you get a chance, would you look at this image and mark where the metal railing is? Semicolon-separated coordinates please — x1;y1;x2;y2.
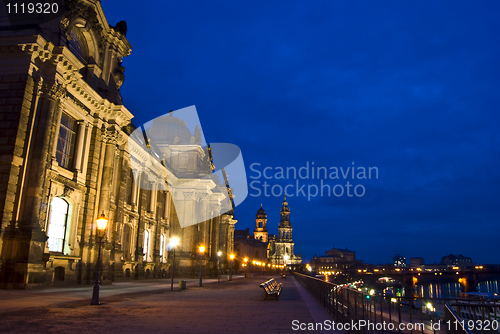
444;304;473;334
295;273;500;334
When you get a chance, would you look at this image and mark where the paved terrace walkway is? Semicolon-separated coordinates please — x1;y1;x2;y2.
0;275;342;334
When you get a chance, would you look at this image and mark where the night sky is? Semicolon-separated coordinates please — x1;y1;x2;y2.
101;1;500;265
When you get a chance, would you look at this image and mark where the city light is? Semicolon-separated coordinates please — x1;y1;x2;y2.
170;237;179;247
426;303;435;312
96;213;108;231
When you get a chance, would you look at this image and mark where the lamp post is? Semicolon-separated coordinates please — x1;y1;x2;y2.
217;251;222;283
229;254;235;281
91;213;108;305
244;257;248;278
199;245;205;287
169;237;178;291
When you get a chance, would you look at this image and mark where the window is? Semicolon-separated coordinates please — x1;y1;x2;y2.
68;28;88;64
159;234;165;261
47;197;69;252
56;113;77;170
143;230;150;261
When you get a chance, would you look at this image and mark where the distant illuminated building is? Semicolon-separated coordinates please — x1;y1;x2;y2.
234;229;268;264
440;254;473;266
409;257;425;268
393;254;406;267
311;247;359;274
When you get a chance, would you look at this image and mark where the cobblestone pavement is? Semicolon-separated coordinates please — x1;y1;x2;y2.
0;275;340;334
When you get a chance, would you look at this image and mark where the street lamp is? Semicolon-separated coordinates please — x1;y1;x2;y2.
169;237;179;291
217;251;222;283
199;245;205;287
244;257;248;278
229;254;235;281
91;212;108;305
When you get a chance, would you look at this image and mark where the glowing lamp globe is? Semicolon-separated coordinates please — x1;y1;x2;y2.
170;237;179;247
96;213;108;231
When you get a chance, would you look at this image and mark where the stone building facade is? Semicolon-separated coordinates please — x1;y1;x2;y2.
0;0;236;289
311;247;358;275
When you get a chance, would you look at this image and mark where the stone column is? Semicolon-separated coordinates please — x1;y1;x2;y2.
113;142;125;202
149;182;156;213
80;123;91;177
73;121;86;172
229;224;235;255
23;83;65;227
163;191;170;220
97;127;117;217
130;173;139;207
50;103;64;167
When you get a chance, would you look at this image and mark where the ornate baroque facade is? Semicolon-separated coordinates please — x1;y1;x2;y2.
268;195;302;267
0;0;236;288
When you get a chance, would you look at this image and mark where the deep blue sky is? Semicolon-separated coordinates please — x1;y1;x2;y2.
102;1;500;265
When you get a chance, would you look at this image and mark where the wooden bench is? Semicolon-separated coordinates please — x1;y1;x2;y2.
259;278;283;300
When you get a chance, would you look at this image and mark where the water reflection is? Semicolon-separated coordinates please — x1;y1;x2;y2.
415;280;500;298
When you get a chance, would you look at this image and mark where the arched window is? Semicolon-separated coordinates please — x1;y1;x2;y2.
68;27;89;64
143;230;150;261
47;197;70;253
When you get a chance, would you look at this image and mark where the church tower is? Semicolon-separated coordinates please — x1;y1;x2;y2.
268;194;301;267
278;194;293;254
254;204;268;242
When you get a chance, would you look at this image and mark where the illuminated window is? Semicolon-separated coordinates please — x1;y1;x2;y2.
143;230;150;261
159;234;165;260
47;197;69;253
56;113;77;170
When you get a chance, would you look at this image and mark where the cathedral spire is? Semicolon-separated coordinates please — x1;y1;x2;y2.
281;193;289;211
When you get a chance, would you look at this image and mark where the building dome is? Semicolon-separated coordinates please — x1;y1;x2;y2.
146;114;193;145
256;204;266;217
